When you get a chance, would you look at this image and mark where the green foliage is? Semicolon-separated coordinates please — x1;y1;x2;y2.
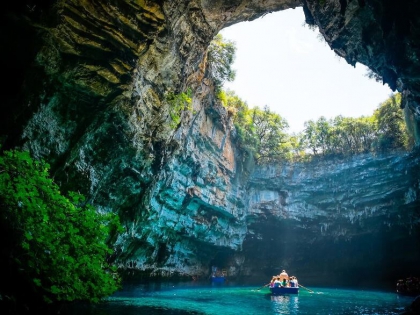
223;89;248;118
217;90;228;107
222;90;291;164
250;106;290;164
166;89;192;129
207;34;236;90
301;115;377;156
0;150;122;308
230;98;260;161
298;93;412;157
374;93;412;150
227;91;412;164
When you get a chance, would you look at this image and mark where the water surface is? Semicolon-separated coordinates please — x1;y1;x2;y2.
72;282;414;315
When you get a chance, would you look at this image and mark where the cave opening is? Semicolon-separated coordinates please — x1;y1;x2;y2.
220;7;393;134
0;0;419;302
214;7;419;289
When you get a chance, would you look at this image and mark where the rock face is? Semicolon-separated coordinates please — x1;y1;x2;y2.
243;151;420;286
1;0;420;285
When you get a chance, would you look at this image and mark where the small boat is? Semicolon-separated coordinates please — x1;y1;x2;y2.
211;275;225;283
270;286;299;295
267;273;300;294
210;266;227;283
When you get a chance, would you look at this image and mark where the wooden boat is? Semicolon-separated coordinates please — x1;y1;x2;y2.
270;286;299;295
268;273;300;294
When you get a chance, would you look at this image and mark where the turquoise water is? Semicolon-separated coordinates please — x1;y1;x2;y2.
74;282;415;315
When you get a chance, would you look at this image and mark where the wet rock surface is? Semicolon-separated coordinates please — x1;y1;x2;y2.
1;0;420;284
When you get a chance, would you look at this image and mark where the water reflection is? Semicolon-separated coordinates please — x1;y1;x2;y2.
65;284;413;315
270;295;299;314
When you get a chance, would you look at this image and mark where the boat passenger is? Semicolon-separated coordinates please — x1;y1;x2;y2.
290;276;297;287
279;270;289;282
280;278;288;287
274;277;281;288
269;276;276;288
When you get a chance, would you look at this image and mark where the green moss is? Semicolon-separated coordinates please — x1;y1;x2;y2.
165;89;192;129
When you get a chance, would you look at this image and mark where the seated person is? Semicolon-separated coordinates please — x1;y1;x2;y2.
280;278;288;287
269;276;276;288
279;270;289;282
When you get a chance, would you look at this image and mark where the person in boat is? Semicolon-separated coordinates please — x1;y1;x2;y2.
269;276;276;288
279;270;289;282
289;276;295;287
290;276;297;287
280;278;288;287
273;277;282;288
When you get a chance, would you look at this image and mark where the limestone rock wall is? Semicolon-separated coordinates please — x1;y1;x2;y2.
1;0;420;282
4;0;297;276
243;151;420;286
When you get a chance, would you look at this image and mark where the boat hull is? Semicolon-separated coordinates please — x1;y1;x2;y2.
211;276;225;283
270;287;299;295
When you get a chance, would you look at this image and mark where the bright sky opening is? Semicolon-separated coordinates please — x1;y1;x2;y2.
220;7;393;133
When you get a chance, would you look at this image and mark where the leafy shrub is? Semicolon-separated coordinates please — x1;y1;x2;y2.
374;93;412;150
207;34;236;90
0;149;122;311
166;89;192;129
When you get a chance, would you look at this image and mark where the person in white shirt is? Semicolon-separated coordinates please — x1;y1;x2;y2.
290;276;298;287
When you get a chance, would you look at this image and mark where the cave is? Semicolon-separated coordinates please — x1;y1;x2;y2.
1;0;419;291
